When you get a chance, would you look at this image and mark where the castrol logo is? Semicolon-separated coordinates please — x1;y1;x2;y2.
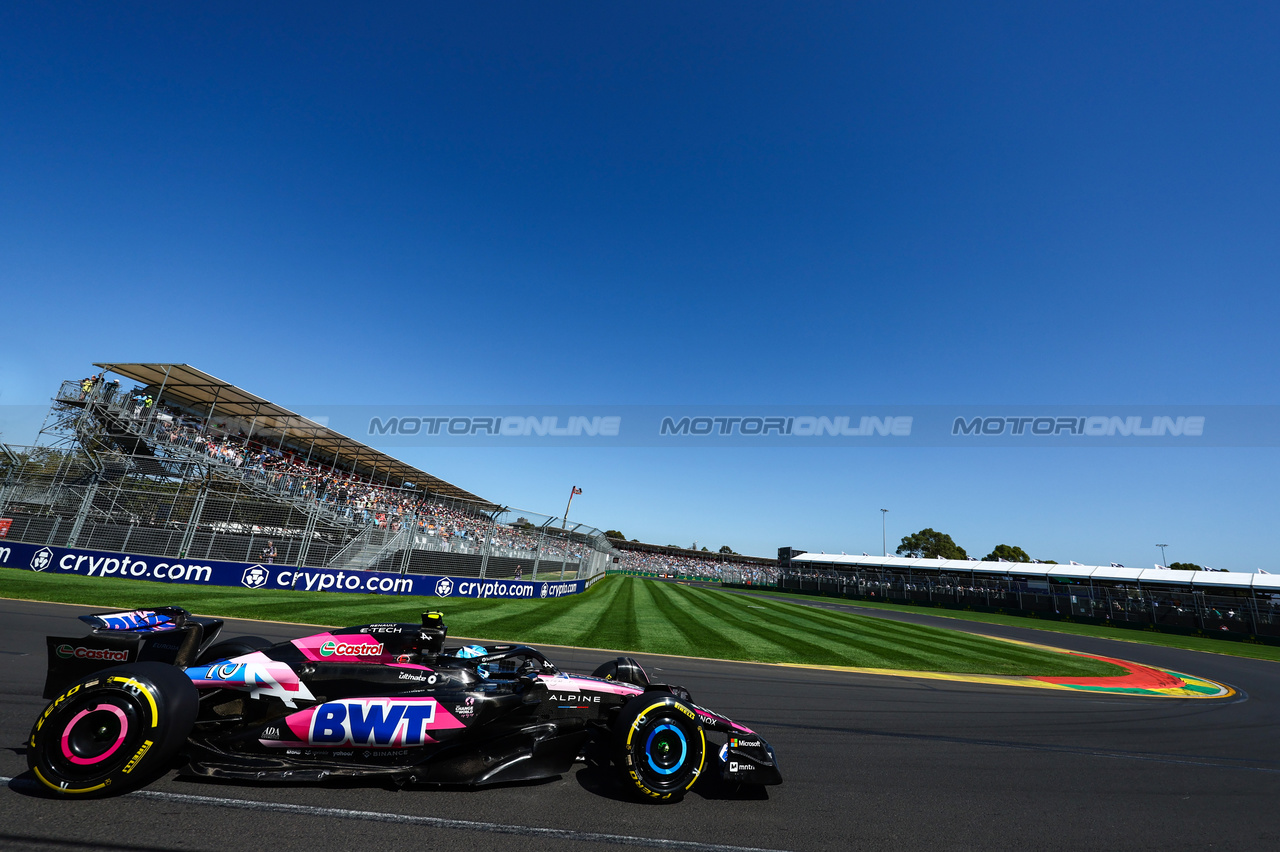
55;644;130;662
319;640;383;658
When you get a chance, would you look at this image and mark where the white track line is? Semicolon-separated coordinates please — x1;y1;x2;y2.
1;776;794;852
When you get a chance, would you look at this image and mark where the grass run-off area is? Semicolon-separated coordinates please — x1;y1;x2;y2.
0;568;1123;677
726;587;1280;664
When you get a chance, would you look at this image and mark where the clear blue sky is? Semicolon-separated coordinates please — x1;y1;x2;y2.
1;3;1277;569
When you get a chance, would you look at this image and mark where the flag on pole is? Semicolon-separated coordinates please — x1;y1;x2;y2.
572;486;582;495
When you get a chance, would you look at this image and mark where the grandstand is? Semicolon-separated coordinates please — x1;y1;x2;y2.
610;539;778;585
0;364;616;581
781;550;1280;639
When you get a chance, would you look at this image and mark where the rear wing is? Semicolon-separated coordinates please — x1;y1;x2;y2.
43;606;224;698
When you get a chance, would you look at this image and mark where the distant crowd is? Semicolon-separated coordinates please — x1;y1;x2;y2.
614;548;778;584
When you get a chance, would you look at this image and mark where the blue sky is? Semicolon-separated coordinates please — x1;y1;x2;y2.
1;3;1277;568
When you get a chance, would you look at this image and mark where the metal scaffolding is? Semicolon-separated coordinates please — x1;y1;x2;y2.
0;370;618;582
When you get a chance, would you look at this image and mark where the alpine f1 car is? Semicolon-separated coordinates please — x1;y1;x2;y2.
28;606;781;801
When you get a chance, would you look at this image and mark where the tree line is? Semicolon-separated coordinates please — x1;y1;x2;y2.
894;527;1202;570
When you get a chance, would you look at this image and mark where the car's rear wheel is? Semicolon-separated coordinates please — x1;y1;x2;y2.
613;692;706;802
28;662;197;797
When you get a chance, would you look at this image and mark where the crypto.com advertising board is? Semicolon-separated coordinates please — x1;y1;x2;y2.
0;539;589;601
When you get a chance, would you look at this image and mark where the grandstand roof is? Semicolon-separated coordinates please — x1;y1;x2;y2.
94;363;489;505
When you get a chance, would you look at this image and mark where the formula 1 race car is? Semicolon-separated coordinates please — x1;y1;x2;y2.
28;606;781;802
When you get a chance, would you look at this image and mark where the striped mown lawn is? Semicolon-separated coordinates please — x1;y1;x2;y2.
727;585;1280;664
1;569;1120;677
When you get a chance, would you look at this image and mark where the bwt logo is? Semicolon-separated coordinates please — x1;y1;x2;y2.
30;547;54;571
434;578;454;597
308;699;439;746
242;565;269;588
369;416;620;437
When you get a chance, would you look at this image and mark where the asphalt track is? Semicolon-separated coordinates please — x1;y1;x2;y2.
3;598;1280;851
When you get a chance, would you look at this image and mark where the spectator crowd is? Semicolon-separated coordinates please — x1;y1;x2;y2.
68;379;596;564
68;376;785;576
614;548;778;584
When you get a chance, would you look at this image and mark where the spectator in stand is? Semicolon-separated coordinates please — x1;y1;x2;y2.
613;548;778;584
108;393;608;573
262;540;277;564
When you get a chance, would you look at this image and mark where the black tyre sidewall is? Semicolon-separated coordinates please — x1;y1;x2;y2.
28;661;198;797
614;692;706;802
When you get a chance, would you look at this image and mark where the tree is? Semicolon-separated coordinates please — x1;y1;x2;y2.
605;530;626;540
719;545;737;555
983;544;1031;563
1169;562;1202;571
896;529;967;560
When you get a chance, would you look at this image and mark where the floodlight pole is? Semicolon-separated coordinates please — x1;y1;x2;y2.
881;509;888;557
1157;543;1169;566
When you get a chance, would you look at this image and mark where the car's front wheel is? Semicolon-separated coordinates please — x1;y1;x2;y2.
613;692;706;802
28;662;197;797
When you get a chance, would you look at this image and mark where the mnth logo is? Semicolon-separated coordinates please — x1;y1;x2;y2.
30;547;53;571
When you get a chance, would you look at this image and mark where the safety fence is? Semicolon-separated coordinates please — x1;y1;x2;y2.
1;441;615;583
605;569;777;586
775;569;1280;642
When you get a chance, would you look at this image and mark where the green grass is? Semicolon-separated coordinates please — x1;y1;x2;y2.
725;586;1280;664
0;568;1123;677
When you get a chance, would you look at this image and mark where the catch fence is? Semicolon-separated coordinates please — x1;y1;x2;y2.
780;569;1280;639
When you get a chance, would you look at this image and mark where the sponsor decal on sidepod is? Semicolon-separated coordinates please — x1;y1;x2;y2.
320;640;384;658
185;652;316;708
267;698;466;748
